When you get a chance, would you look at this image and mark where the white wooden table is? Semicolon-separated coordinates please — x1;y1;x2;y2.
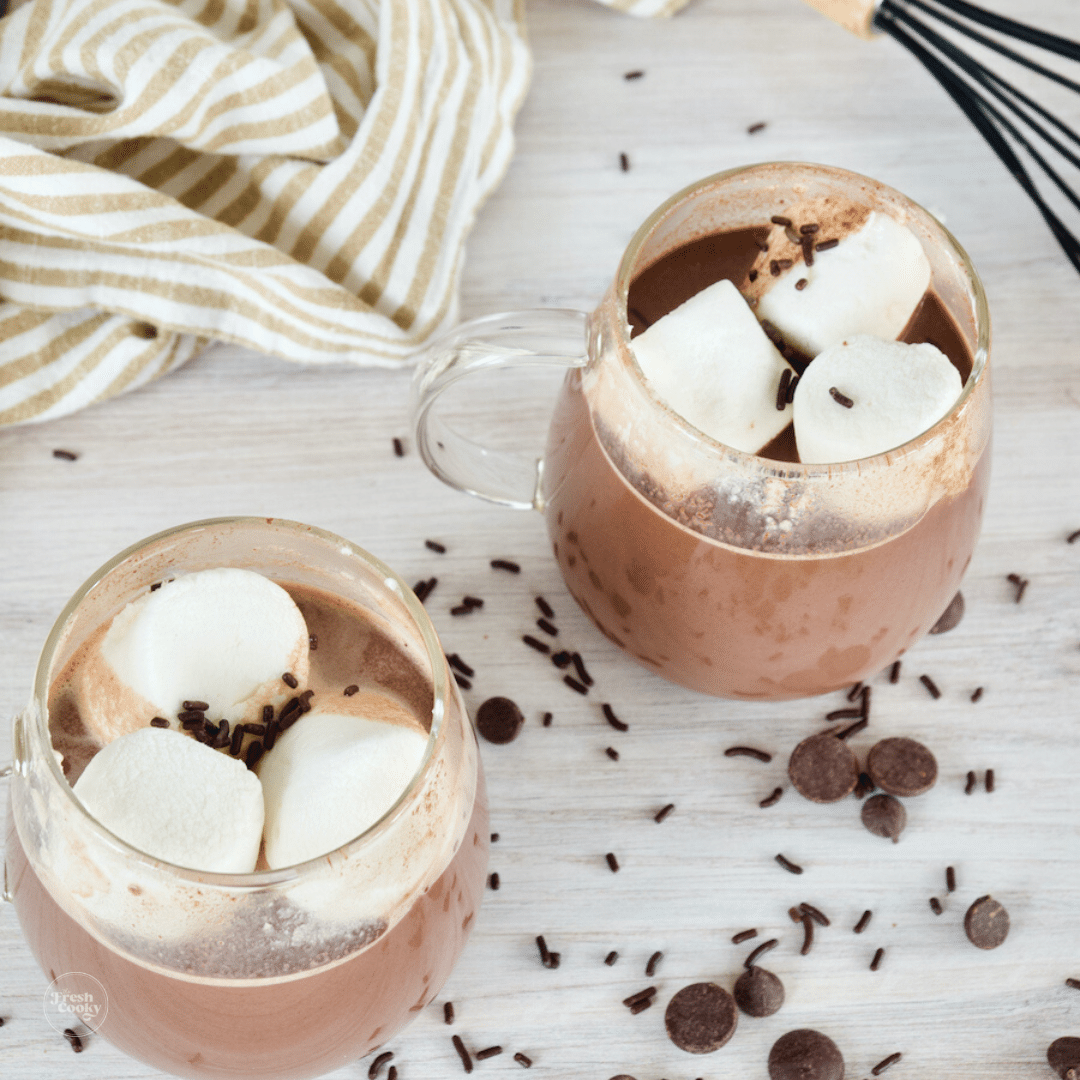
3;1;1080;1077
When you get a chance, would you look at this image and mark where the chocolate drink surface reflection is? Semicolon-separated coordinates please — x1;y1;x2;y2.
8;581;488;1080
542;228;989;699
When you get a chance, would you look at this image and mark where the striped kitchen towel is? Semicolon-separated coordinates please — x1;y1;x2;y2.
0;0;530;425
0;0;687;427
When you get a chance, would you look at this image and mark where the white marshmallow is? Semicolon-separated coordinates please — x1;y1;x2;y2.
793;335;963;463
631;278;796;454
258;696;429;869
73;726;264;873
82;568;310;743
757;212;932;357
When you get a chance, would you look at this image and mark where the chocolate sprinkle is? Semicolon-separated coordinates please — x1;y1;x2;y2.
825;707;861;721
488;872;500;891
536;617;558;636
771;215;793;227
454;673;472;691
759;787;784;808
1069;529;1080;544
623;987;657;1008
725;745;772;763
452;1034;473;1073
748;121;767;134
282;672;298;689
606;852;620;873
1066;978;1080;991
490;559;521;573
795;278;808;291
551;650;572;668
872;1051;903;1075
448;654;475;678
1007;572;1029;602
536;596;555;618
788;732;858;802
476;697;525;745
425;539;447;553
854;910;873;934
476;1046;503;1060
654;803;675;823
463;591;482;606
603;703;628;731
815;238;840;251
836;717;868;741
522;635;551;655
986;768;996;792
965;895;1010;949
369;1051;394;1078
800;913;814;955
63;1028;84;1052
444;1002;455;1025
1048;1038;1080;1079
150;717;169;728
605;746;620;761
799;902;830;927
542;712;553;727
828;386;854;408
571;652;594;686
919;674;941;699
870;947;885;971
768;1029;844;1080
605;950;619;966
624;69;644;80
387;1068;397;1080
776;368;792;411
645;950;663;977
664;982;739;1054
930;897;943;915
245;741;264;769
854;772;876;799
563;675;588;695
734;966;785;1018
929;591;965;634
619;152;630;172
393;437;405;457
732;928;758;944
52;448;79;461
628;998;652;1015
745;938;779;968
965;769;977;794
514;1052;532;1068
971;686;984;702
183;700;209;712
775;853;803;875
861;793;907;843
889;660;902;683
867;737;938;797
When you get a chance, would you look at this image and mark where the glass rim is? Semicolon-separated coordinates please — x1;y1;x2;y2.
613;160;991;473
28;516;450;890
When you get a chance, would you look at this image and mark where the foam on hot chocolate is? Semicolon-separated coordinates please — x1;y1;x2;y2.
78;568;311;744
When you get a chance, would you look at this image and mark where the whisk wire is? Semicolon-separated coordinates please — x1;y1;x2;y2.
875;0;1080;273
926;0;1080;62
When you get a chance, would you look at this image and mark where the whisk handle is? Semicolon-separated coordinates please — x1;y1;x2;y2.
799;0;879;39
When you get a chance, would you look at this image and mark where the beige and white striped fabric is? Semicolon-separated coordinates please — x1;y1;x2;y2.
0;0;688;427
0;0;529;425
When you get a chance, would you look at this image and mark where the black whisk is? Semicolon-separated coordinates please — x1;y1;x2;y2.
805;0;1080;273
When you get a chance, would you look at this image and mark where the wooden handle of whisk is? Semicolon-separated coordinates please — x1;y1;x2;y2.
799;0;878;39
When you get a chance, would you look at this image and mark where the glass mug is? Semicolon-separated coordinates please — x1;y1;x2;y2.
3;518;487;1079
413;162;992;699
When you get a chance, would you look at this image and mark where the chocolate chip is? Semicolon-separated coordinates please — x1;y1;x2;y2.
664;982;738;1054
965;895;1010;949
1048;1037;1080;1078
768;1029;844;1080
929;590;965;633
734;966;785;1017
867;737;938;796
788;733;859;803
860;793;907;843
476;697;525;744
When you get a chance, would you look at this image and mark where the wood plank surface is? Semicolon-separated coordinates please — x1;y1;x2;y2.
2;1;1080;1077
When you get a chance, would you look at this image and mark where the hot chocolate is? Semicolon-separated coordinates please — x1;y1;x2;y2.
541;172;990;698
6;519;487;1079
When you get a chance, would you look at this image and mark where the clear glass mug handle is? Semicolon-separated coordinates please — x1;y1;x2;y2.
411;309;589;510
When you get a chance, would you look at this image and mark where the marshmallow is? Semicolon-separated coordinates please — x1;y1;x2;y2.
756;212;932;357
793;335;963;463
73;726;264;873
81;568;310;743
258;693;429;869
631;278;796;454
